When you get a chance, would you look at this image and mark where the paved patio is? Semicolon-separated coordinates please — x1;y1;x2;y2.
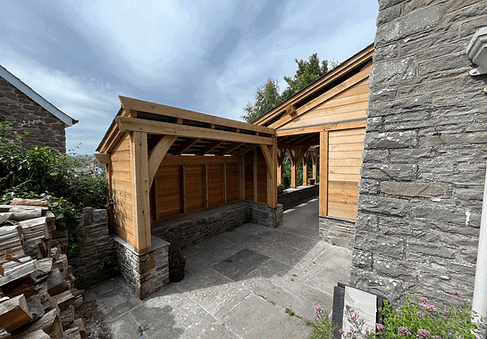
86;197;352;339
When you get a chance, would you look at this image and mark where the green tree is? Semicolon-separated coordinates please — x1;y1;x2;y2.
242;78;282;123
281;53;328;101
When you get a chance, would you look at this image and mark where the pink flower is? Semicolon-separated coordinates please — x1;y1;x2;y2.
453;291;463;297
339;329;345;334
315;305;323;313
376;323;385;331
420;297;429;305
417;329;430;339
426;305;436;312
351;315;357;322
398;327;412;336
432;335;441;339
416;311;425;318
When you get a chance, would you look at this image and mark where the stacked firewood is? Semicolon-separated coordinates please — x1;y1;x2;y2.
0;199;85;339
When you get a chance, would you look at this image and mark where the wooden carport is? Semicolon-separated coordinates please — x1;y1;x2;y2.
253;44;373;238
96;96;278;254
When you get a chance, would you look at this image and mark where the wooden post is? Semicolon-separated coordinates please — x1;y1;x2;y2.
222;164;227;204
268;138;278;207
130;131;151;253
311;151;317;180
204;164;209;208
253;148;258;202
290;150;297;189
276;148;284;186
303;152;308;186
319;131;328;216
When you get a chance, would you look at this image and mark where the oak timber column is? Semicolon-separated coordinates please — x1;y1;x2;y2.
290;149;297;189
130;131;151;253
319;132;328;216
303;152;308;186
311;151;317;180
277;148;284;186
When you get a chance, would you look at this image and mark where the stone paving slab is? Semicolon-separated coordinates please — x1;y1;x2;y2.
87;198;353;339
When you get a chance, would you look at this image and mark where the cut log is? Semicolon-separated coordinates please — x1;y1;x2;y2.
27;294;44;321
60;305;74;330
10;209;42;221
17;218;48;243
52;255;68;279
71;319;85;336
61;327;80;339
45;211;56;236
0;328;11;338
20;329;50;339
0;258;37;287
10;198;52;209
47;269;68;296
23;309;57;335
0;226;26;263
52;290;74;311
50;247;60;262
36;258;52;276
0;213;13;225
0;294;33;332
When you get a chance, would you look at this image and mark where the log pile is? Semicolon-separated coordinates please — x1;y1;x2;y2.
0;199;85;338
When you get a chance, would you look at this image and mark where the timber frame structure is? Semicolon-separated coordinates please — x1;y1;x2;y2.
253;43;374;223
96;96;278;254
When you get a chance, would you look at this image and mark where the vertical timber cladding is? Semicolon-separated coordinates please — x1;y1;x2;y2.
243;147;268;204
208;164;223;207
328;128;365;220
155;165;181;220
108;134;135;244
244;151;254;201
185;165;205;212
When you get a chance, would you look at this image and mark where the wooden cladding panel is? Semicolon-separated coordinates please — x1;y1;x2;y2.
185;165;205;212
110;134;134;244
244;151;254;201
280;80;369;131
226;163;239;202
208;164;223;207
327;128;365;220
256;149;267;204
156;165;182;219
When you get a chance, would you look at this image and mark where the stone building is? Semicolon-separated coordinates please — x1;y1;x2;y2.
350;0;487;309
0;64;77;153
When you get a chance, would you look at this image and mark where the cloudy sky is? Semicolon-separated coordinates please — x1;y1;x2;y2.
1;0;378;154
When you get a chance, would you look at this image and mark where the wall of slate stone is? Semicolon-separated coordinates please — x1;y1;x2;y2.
0;77;67;153
350;0;487;308
278;184;319;211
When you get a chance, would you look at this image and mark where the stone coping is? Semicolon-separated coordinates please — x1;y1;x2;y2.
281;184;319;193
113;234;170;255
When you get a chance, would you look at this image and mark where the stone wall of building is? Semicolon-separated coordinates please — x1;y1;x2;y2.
278;184;319;211
0;77;67;153
319;217;356;250
69;207;116;288
350;0;487;307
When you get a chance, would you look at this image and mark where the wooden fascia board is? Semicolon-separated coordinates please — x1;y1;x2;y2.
253;45;374;126
117;116;274;145
95;153;111;164
276;119;367;137
269;63;371;129
119;96;275;135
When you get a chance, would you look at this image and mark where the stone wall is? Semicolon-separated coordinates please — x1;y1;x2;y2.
0;77;67;153
152;201;283;251
69;207;116;288
319;217;356;250
278;184;319;210
350;0;487;308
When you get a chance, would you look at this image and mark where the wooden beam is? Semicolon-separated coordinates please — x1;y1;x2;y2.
319;131;329;216
276;119;366;137
130;132;151;253
259;145;274;180
269;64;371;129
217;142;243;156
95;153;111;164
117;116;274;145
173;138;199;155
198;140;223;155
161;155;240;165
119;96;275;135
253;149;258;203
148;135;177;187
234;144;258;157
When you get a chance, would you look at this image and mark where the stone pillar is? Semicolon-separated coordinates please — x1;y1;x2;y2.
114;235;170;299
249;202;283;228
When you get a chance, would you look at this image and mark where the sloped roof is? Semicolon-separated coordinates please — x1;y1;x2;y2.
0;64;78;127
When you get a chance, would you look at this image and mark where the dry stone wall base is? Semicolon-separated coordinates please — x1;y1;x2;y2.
351;0;487;308
277;184;319;211
319;217;356;250
113;235;169;300
250;203;283;228
0;77;67;153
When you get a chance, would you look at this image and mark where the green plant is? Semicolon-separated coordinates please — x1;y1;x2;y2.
198;218;207;224
310;305;335;339
97;255;120;277
337;292;485;339
137;324;148;336
285;308;295;316
67;228;89;258
331;241;336;246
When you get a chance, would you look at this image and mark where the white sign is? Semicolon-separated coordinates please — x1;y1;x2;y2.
343;286;377;334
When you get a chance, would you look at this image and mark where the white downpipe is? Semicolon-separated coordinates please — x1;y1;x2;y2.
472;162;487;339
